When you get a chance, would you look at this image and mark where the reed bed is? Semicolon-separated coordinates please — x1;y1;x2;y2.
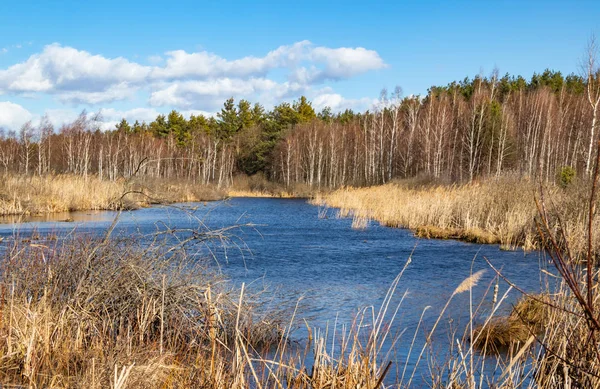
0;174;226;216
314;175;599;257
0;215;599;388
0;174;124;215
3;172;600;387
228;173;314;198
0;215;410;388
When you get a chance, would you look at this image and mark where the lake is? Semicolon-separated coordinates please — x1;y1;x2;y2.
0;198;550;386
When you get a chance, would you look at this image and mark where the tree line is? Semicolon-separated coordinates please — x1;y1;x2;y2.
1;65;599;189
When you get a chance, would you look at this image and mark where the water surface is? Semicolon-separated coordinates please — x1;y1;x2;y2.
0;198;549;386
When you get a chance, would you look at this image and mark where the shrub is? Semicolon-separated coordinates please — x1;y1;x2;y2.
558;165;576;188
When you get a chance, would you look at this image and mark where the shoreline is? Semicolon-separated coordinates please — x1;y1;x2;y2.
313;177;594;257
0;174;317;218
3;173;592;258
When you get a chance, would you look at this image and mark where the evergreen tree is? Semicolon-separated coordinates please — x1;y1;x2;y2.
150;115;168;138
293;96;316;122
167;110;189;146
217;97;239;140
116;118;131;133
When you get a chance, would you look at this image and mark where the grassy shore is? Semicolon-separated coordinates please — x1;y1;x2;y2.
0;224;408;388
0;174;229;217
1;182;600;387
314;175;598;258
1;229;598;388
0;174;315;217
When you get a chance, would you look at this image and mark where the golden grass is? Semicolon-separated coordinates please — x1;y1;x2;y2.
0;174;226;216
0;231;287;388
1;220;599;388
228;174;316;198
0;174;125;215
314;175;599;257
0;228;406;388
227;189;297;198
472;294;549;352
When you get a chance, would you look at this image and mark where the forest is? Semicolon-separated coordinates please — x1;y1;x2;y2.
0;67;598;190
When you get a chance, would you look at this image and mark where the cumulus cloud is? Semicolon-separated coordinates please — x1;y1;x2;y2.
149;78;306;109
0;101;32;130
312;93;376;113
0;44;149;97
151;41;310;80
0;41;386;109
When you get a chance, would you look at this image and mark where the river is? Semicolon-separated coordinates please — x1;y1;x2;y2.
0;198;550;386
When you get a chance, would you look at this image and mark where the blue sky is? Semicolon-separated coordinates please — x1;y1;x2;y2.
0;0;598;130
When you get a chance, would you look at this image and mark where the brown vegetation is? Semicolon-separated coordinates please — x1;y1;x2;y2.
0;226;403;388
314;175;600;258
227;173;313;198
472;294;549;352
0;174;227;216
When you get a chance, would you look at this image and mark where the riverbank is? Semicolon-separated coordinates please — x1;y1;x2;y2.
1;180;599;387
0;174;227;216
0;174;316;217
0;218;595;388
313;176;597;257
0;223;405;388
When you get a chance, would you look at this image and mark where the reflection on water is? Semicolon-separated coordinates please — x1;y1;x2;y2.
0;210;116;225
0;198;549;385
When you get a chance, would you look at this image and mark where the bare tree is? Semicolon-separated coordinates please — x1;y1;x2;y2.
19;121;34;175
584;35;600;176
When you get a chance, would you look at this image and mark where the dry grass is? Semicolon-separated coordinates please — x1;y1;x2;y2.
1;213;597;388
5;172;600;387
0;227;290;388
472;294;549;352
227;189;297;198
0;174;226;216
135;177;226;203
228;174;315;198
0;174;125;215
0;218;406;388
314;175;598;258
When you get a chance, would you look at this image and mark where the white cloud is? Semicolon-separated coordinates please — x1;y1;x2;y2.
0;41;385;111
0;101;32;130
312;93;376;113
151;41;310;80
149;78;306;109
57;82;138;105
0;43;150;99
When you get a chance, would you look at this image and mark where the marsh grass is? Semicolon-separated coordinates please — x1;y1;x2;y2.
228;174;314;198
315;174;599;258
472;294;549;352
0;174;226;216
0;226;412;388
1;214;596;388
4;171;600;387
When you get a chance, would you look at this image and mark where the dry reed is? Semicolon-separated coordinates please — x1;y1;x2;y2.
0;174;226;216
314;175;599;258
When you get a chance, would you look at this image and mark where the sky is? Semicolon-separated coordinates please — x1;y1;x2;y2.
0;0;598;131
